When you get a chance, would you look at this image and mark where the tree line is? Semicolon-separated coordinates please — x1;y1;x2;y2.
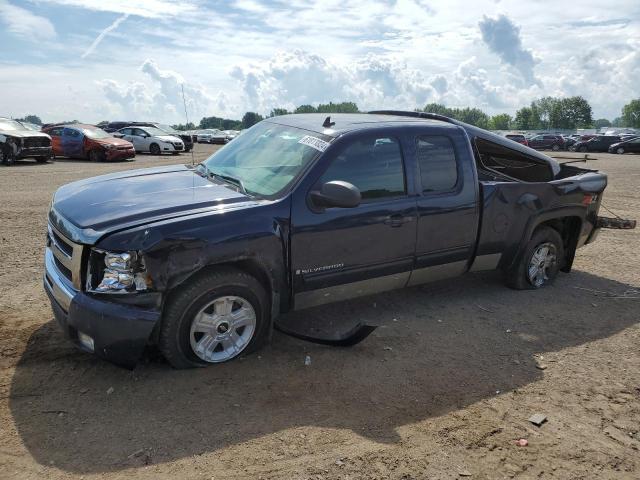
13;98;640;132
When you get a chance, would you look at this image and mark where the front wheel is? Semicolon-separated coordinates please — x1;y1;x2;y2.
616;147;625;154
552;144;560;151
505;226;564;290
159;268;270;368
149;143;161;155
88;149;104;162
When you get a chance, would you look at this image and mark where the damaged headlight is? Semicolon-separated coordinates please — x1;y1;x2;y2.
87;250;153;293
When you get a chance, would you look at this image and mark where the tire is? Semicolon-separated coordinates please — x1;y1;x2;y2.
579;146;588;153
159;268;270;369
35;156;49;163
88;149;104;162
552;144;560;151
172;151;180;155
616;147;625;154
149;143;161;156
505;226;564;290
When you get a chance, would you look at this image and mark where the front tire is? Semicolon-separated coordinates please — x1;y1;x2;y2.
88;149;104;162
505;226;564;290
159;268;270;369
149;143;161;156
552;144;560;151
616;147;625;154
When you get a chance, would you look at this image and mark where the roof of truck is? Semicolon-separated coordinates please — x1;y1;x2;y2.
268;112;561;175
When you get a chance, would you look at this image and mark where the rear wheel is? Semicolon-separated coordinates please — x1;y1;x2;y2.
616;147;625;154
159;268;270;369
505;226;564;290
149;143;161;156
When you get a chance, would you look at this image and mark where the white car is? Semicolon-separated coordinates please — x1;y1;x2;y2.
196;129;229;144
115;126;184;155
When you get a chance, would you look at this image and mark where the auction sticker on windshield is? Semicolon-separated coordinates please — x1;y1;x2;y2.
298;135;330;152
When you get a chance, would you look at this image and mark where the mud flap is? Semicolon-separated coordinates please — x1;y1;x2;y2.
597;216;636;229
274;320;377;347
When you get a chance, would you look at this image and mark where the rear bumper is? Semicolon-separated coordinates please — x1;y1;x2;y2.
43;248;161;369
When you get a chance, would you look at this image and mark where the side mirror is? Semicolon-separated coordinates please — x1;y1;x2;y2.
310;180;361;209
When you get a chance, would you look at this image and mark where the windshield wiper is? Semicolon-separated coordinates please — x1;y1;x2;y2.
198;164;248;194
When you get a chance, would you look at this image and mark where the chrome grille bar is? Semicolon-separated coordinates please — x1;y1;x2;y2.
47;223;84;289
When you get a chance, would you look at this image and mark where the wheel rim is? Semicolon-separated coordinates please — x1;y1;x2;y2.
552;145;559;151
150;145;160;155
189;295;256;362
617;148;624;154
527;242;557;288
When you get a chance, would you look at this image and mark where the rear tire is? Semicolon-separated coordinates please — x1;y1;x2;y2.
149;143;161;156
505;226;564;290
159;268;270;369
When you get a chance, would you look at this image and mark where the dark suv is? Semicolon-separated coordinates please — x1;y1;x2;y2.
527;134;565;151
572;136;621;153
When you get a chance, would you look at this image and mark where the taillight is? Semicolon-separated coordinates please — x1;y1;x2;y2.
582;193;597;205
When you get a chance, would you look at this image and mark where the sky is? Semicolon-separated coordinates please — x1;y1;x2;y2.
0;0;638;124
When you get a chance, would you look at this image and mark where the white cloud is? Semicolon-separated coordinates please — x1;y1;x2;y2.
81;14;128;58
36;0;198;19
0;1;56;41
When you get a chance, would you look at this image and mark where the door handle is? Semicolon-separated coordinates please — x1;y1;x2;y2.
384;214;411;227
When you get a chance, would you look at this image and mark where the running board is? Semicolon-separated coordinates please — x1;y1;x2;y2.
274;321;377;347
597;216;636;229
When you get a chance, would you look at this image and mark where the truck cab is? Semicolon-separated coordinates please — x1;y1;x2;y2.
43;113;608;369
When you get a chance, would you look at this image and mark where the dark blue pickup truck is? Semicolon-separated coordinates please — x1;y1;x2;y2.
44;112;610;368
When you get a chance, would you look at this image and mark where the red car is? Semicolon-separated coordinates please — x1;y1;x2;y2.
42;124;135;161
505;133;529;146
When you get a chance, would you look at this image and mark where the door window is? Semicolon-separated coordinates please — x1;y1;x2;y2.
120;128;132;135
48;127;63;136
319;136;405;202
416;135;458;193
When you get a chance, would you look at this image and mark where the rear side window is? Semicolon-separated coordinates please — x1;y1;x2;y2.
475;138;553;182
48;127;63;136
320;136;405;201
63;128;80;137
416;135;458;193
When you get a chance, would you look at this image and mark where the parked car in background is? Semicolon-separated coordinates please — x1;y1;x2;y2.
608;137;640;154
222;130;239;141
17;121;42;131
527;134;565;151
196;129;230;144
561;135;577;149
503;133;528;146
1;117;52;165
619;134;638;142
114;126;184;155
572;135;621;153
129;122;193;152
43;124;135;162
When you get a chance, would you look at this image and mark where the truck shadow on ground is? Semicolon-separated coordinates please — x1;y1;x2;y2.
9;270;638;473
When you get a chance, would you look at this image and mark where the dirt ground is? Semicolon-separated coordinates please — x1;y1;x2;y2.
0;145;638;480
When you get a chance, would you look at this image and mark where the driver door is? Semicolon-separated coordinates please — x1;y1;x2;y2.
290;133;417;310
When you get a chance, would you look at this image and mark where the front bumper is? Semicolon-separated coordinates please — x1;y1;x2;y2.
106;148;136;161
17;146;51;159
43;247;161;368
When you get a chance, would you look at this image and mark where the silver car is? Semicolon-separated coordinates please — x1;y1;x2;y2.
115;126;184;155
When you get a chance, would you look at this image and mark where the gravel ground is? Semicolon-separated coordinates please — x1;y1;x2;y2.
0;145;638;480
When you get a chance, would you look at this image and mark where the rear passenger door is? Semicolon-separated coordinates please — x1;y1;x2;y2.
290;133;417;309
410;132;479;285
61;128;84;158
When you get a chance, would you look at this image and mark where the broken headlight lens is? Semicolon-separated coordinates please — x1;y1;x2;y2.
89;250;152;293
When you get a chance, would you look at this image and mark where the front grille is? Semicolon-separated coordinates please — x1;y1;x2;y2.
117;145;132;150
47;223;84;290
24;137;51;148
173;144;184;150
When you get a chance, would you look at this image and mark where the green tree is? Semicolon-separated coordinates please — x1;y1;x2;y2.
612;117;624;127
269;108;289;117
594;118;611;129
621;99;640;128
548;96;593;129
513;107;535;129
422;103;452;116
294;104;316;114
489;113;512;130
241;111;263;129
316;101;359;113
16;114;43;125
531;97;556;129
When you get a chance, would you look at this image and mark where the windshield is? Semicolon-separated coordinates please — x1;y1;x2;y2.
143;127;171;136
0;119;25;131
157;124;178;134
200;122;329;197
82;128;111;139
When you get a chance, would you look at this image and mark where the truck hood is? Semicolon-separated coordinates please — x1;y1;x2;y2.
51;164;257;244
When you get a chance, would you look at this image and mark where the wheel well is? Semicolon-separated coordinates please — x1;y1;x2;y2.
535;216;582;272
